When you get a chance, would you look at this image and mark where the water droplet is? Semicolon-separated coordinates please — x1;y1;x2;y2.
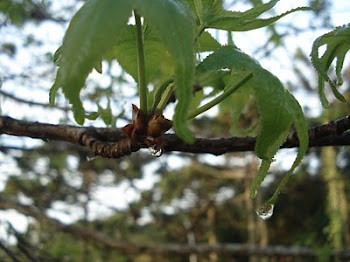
149;145;163;157
86;156;96;162
256;203;274;220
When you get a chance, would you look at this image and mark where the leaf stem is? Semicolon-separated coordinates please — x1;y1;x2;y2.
194;26;205;44
187;73;253;120
156;83;175;113
134;11;148;113
151;78;174;113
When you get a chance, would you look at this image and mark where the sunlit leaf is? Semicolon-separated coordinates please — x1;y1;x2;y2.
311;24;350;107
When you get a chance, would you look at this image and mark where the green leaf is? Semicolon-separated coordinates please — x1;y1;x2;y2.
105;24;172;84
49;79;59;106
251;72;308;200
188;72;253;119
52;0;133;125
188;0;223;26
219;76;254;136
85;112;99;121
196;46;308;199
53;0;196;142
53;46;102;74
197;31;221;52
98;102;112;126
189;0;311;31
196;70;229;91
54;45;104;73
311;24;350;107
53;46;61;66
211;7;312;31
149;78;174;113
133;0;196;143
254;71;294;160
94;61;103;74
266;94;309;204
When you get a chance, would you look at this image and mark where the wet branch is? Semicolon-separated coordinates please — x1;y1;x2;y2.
0;115;350;157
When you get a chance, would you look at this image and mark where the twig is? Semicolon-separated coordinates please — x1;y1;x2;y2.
0;238;20;262
0;115;350;157
0;90;71;111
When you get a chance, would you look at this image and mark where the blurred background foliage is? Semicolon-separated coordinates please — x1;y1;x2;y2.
0;0;349;261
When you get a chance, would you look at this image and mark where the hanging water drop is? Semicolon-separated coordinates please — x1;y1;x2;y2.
149;145;163;157
256;203;274;220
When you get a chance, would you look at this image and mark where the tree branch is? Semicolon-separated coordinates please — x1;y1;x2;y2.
0;89;71;111
0;197;349;258
0;115;350;157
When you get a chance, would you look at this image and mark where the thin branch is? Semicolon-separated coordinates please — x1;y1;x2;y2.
0;238;20;262
0;89;71;112
0;197;349;258
0;115;350;157
0;145;90;155
0;90;133;123
7;223;40;262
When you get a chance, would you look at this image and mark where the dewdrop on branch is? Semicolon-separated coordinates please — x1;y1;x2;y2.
149;144;163;157
256;203;274;220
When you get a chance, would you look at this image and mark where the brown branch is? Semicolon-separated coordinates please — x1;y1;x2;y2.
0;116;139;158
164;115;350;154
1;115;350;157
0;145;89;155
0;197;349;258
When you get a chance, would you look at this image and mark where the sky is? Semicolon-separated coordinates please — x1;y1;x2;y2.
0;0;350;240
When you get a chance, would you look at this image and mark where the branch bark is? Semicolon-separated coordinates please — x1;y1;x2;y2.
0;197;349;259
1;115;350;157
